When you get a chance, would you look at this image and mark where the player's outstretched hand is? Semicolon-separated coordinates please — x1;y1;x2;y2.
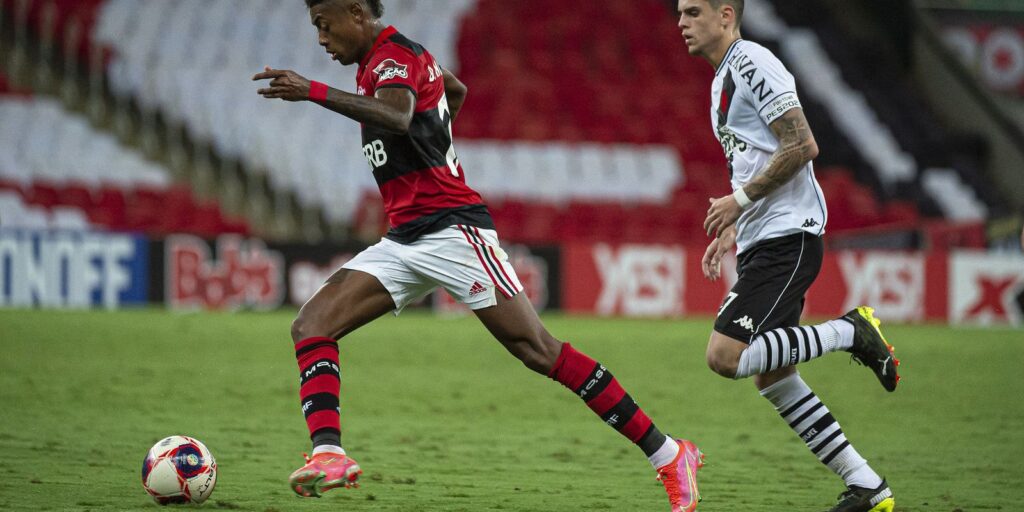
253;66;311;102
704;195;742;238
702;225;736;281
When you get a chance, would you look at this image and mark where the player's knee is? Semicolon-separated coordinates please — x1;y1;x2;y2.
706;349;739;379
291;315;330;344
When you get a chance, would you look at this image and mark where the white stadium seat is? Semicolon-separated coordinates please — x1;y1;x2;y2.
0;97;172;190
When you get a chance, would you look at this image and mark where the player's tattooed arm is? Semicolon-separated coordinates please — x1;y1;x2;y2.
741;108;819;202
253;67;415;134
441;68;467;121
703;108;817;236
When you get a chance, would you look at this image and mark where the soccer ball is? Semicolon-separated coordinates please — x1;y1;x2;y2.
141;436;218;505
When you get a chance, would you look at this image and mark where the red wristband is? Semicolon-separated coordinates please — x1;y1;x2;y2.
308;81;328;102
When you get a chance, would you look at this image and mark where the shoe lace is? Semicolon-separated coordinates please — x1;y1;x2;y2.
849;353;868;367
656;467;683;504
835;487;862;504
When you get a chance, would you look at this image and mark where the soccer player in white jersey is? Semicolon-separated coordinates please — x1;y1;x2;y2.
676;1;901;511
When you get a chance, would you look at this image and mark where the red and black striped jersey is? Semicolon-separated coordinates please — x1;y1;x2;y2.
356;26;492;244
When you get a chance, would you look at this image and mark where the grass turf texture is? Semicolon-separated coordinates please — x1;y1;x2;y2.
1;309;1021;511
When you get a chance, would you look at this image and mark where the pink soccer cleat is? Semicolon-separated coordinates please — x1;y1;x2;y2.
288;452;362;497
656;439;705;512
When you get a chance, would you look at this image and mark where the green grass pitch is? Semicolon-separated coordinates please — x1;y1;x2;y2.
1;309;1021;511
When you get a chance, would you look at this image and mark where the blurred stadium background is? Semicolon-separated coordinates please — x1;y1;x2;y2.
2;1;1024;511
1;0;1023;322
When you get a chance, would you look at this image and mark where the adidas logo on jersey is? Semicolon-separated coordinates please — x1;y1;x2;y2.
733;315;755;332
469;281;487;296
802;218;820;228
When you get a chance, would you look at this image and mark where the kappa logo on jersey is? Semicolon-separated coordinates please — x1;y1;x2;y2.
802;218;820;228
373;59;409;81
733;315;755;332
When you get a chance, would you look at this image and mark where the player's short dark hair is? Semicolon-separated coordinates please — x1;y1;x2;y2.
708;0;744;27
304;0;384;19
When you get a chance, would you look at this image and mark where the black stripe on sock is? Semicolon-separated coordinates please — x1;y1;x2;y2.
762;333;773;372
637;424;665;457
602;395;639;430
311;427;341;447
798;412;836;443
300;358;341;385
811;428;845;455
811;326;823;355
770;330;785;369
780;392;815;418
788;401;824;428
301;392;339;418
296;341;337;358
575;363;612;402
783;328;800;366
770;329;786;370
821;440;851;465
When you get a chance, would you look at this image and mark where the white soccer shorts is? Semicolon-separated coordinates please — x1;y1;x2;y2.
342;224;523;314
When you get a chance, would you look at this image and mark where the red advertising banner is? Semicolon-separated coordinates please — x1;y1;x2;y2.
166;235;285;311
564;243;688;317
563;243;1024;326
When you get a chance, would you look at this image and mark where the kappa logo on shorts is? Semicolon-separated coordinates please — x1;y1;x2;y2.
469;281;487;296
733;315;755;332
373;59;409;81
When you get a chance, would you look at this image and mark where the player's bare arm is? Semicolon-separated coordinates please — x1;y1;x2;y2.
253;67;415;134
703;107;818;236
441;68;467;121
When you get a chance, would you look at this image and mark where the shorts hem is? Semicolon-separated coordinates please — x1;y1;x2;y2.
341;261;408;315
713;325;755;345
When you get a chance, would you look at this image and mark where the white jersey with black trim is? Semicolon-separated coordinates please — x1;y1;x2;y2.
710;39;827;254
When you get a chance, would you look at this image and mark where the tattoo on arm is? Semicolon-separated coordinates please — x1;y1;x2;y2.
742;108;818;202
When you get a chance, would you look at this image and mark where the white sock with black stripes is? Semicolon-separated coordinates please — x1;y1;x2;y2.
760;372;883;489
734;320;854;378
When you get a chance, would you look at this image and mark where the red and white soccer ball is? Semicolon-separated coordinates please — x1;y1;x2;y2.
141;436;217;505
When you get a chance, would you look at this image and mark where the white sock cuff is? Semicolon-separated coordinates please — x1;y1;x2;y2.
821;319;854;351
830;445;882;489
312;445;346;456
648;436;680;469
735;346;755;379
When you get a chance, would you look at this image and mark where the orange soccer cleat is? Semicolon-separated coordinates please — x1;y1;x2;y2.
656;439;705;512
288;452;362;497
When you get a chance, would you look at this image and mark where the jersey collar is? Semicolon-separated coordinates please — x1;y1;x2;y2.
359;25;398;71
716;38;743;75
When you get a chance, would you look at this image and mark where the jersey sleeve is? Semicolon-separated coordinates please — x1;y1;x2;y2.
744;46;802;125
365;44;420;96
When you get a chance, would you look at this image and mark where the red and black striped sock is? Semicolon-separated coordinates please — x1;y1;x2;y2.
295;336;342;448
548;342;667;456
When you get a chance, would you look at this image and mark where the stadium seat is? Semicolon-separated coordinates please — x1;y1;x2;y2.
0;89;247;237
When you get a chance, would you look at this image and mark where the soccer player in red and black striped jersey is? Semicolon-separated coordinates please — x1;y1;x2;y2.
253;1;702;509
